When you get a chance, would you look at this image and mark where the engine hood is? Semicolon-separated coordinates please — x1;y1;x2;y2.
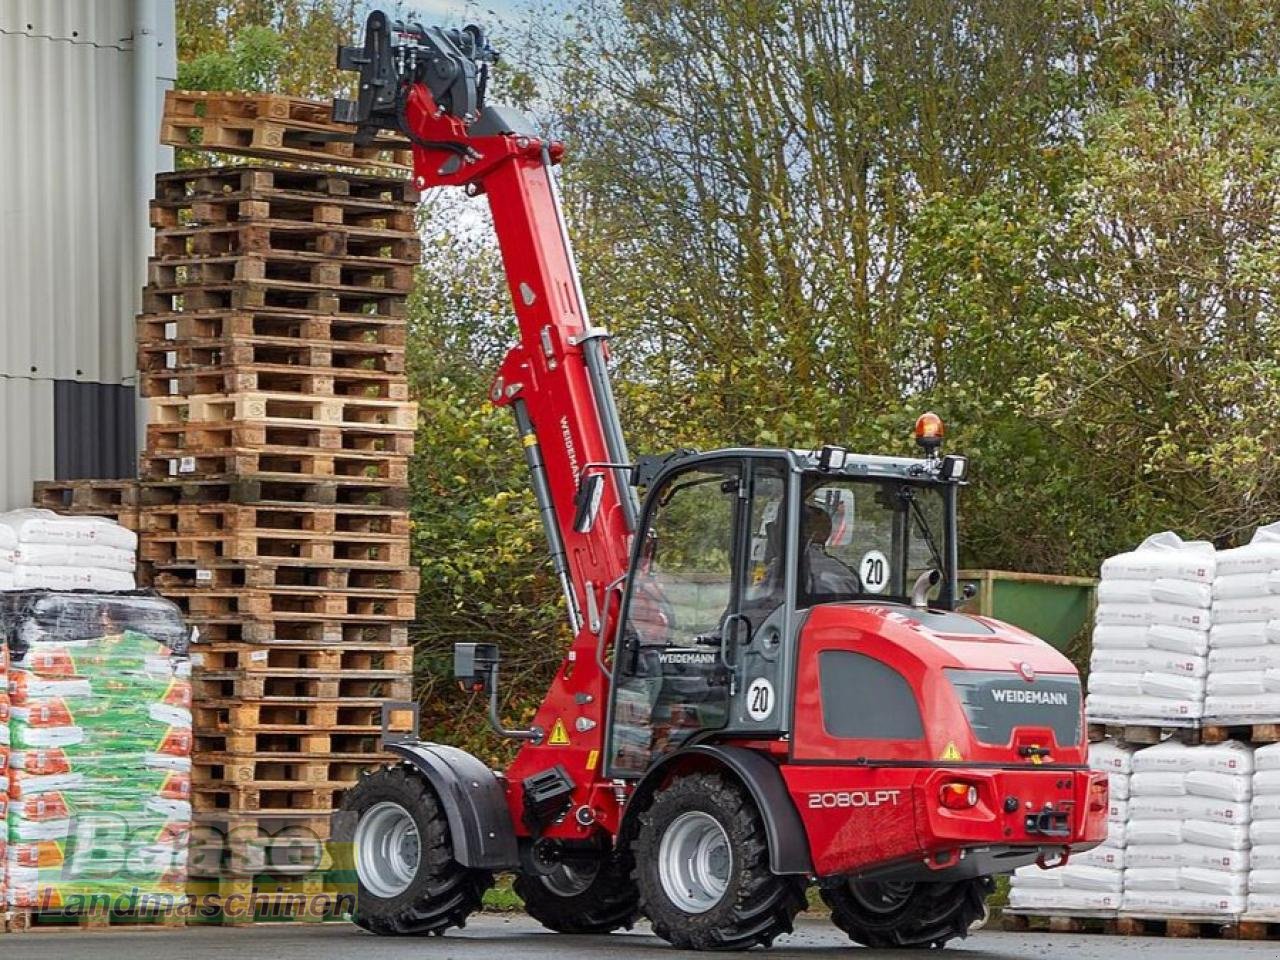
805;601;1079;676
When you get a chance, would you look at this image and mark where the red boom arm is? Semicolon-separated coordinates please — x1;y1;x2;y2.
395;65;637;833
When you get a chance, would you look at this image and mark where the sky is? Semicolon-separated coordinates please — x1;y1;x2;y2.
391;1;537;25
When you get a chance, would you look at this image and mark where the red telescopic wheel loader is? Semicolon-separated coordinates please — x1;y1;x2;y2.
329;12;1108;950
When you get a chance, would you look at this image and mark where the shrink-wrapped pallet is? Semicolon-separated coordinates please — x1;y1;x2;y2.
1;591;191;912
1087;533;1214;725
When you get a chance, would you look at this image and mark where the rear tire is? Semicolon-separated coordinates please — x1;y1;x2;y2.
633;772;808;950
514;851;640;933
820;875;993;948
341;764;492;936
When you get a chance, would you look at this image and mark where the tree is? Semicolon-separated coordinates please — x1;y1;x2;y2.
177;0;358;96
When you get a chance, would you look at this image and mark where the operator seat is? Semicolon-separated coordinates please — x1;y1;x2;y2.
800;503;862;602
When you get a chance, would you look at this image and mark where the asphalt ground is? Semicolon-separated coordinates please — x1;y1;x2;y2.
7;914;1279;960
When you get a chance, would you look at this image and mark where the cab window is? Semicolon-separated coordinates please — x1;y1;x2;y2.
799;477;947;607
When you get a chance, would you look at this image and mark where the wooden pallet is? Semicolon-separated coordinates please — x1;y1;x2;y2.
1003;911;1116;934
192;779;352;815
148;560;420;593
195;754;385;788
146;420;415;460
143;278;407;317
193;670;412;702
139;526;410;566
141;502;408;537
147;391;416;430
172;587;416;622
1202;723;1280;744
140;363;408;401
151;186;417;234
154;220;420;261
182;616;409;645
139;475;411;509
5;903;188;933
162;90;412;172
137;309;408;348
32;478;141;510
147;253;415;296
195;726;383;757
138;336;406;378
140;446;408;486
1087;722;1203;745
30;480;142;531
191;642;414;676
1005;910;1252;938
156;165;417;204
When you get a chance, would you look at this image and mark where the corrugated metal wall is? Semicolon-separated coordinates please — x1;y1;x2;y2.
0;0;175;509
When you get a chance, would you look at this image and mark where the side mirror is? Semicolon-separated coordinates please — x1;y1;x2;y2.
454;642;500;693
572;472;605;533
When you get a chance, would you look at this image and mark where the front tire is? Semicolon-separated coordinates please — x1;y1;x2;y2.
513;851;640;933
633;772;807;950
341;764;492;936
820;876;993;948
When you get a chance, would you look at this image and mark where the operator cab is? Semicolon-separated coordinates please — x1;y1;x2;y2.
603;415;970;777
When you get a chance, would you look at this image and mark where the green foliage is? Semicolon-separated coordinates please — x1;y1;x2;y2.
177;0;357;96
177;26;285;91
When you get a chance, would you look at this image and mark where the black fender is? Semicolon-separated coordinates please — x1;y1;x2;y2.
384;741;520;871
621;744;813;875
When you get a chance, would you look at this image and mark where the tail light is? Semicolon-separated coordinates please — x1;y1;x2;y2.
940;782;979;810
1089;776;1108;813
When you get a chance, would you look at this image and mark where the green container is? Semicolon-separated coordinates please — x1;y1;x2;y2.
957;569;1097;652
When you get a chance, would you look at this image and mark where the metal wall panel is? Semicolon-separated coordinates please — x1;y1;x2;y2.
54;380;138;481
0;378;56;510
0;0;175;509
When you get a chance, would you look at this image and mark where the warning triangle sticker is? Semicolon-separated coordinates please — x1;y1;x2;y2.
548;719;571;746
940;742;963;762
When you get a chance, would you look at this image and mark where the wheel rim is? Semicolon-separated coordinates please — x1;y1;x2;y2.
355;801;421;899
540;861;600;898
848;879;915;915
658;810;732;914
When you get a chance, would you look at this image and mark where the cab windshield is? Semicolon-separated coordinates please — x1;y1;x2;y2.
790;476;948;607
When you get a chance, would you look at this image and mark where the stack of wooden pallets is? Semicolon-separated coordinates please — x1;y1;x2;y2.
134;162;421;919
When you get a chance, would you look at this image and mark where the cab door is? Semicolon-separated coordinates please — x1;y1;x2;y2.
604;456;792;778
605;459;745;777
